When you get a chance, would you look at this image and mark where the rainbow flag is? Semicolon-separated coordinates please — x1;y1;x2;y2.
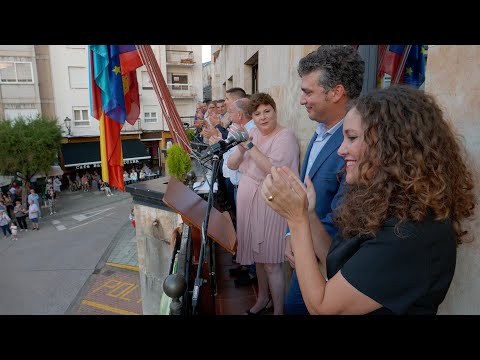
88;45;142;191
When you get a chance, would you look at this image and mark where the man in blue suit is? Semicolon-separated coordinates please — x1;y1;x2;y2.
284;45;365;315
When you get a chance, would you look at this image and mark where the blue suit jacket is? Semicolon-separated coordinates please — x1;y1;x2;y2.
300;125;345;239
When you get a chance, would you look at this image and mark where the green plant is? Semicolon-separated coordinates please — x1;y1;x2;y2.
186;128;195;142
166;143;192;181
0;114;62;205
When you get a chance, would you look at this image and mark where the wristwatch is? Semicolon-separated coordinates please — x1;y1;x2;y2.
245;142;255;151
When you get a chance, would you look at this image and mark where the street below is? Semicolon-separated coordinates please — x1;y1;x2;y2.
0;189;139;315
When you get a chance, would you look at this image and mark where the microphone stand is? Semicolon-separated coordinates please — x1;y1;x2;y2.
191;152;221;314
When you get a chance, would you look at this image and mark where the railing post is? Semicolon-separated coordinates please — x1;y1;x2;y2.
163;273;187;315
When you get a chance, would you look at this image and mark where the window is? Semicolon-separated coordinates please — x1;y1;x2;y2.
142;71;152;89
252;63;258;94
144;106;158;123
68;67;88;89
0;61;33;83
172;74;188;90
245;52;258;95
144;112;158;123
73;108;90;126
4;108;39;121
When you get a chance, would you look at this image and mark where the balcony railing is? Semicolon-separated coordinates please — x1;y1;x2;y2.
166;50;195;65
121;120;142;133
167;83;196;98
181;116;195;128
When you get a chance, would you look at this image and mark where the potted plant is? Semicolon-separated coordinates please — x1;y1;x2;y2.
166;143;192;183
186;128;195;142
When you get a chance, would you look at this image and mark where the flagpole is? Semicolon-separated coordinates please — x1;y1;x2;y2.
136;45;191;154
392;45;412;85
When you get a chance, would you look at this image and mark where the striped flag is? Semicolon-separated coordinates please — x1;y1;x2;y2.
88;45;142;191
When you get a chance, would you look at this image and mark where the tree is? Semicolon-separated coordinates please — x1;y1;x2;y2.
0;115;62;204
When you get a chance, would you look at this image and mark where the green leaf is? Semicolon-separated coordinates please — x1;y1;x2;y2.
166;144;192;181
0;114;62;193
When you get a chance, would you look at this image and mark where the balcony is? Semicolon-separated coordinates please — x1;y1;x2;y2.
181;116;195;128
121;120;142;133
166;50;195;66
167;83;196;98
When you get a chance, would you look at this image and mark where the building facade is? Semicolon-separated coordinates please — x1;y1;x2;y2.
0;45;203;177
48;45;202;175
202;61;212;102
0;45;42;121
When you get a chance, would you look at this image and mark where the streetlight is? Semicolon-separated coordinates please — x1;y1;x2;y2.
64;116;72;136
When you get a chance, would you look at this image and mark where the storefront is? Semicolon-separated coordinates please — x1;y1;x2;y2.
61;139;151;174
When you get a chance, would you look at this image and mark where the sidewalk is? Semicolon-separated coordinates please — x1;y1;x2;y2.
61;188;142;315
106;222;138;269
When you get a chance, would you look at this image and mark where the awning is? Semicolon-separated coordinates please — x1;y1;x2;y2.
0;176;14;187
62;139;151;169
33;165;64;178
62;142;100;168
121;139;151;164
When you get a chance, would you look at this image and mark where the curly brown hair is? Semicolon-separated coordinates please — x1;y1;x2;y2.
334;85;476;245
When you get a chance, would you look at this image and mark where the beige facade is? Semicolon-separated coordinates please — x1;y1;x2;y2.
211;44;480;314
34;45;55;118
132;190;182;315
426;45;480;314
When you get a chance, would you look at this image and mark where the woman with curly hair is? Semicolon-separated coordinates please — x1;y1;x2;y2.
261;85;476;315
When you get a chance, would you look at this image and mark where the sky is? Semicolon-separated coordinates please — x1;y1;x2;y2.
202;45;211;63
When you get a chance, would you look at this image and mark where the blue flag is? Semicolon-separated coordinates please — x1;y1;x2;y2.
403;45;428;88
89;45;127;125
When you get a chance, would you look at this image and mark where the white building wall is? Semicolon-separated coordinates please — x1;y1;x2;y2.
49;45;91;136
48;45;202;137
0;45;42;119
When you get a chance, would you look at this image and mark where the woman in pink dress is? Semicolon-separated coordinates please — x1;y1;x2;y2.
228;93;299;315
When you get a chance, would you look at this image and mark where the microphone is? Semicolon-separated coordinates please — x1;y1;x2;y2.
201;131;249;160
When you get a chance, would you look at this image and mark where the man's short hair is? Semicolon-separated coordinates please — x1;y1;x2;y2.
297;45;365;100
232;98;252;119
226;87;247;99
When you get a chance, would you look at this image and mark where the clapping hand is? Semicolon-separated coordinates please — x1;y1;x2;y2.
261;166;309;222
208;129;222;145
209;112;220;127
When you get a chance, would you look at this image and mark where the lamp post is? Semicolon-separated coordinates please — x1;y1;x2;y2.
64;116;72;136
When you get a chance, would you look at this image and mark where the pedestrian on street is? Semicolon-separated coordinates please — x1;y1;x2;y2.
10;223;17;241
0;210;12;238
46;188;56;215
28;199;39;230
14;200;28;231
